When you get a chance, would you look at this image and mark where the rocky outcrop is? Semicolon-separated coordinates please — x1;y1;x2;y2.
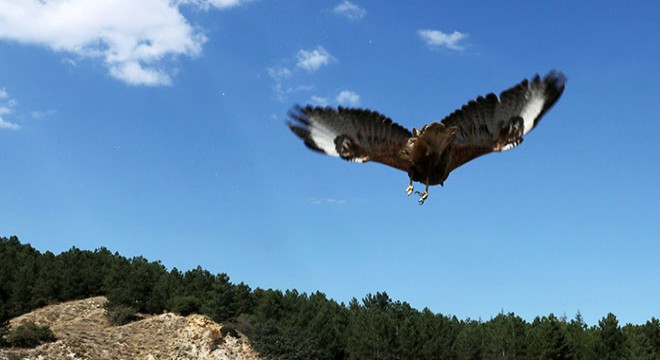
1;297;261;360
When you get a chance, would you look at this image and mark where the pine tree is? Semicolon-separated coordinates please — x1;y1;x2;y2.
596;313;625;359
485;312;527;360
0;299;8;347
455;319;485;360
625;318;660;360
566;311;597;360
300;292;348;360
347;293;399;360
201;273;237;322
9;257;37;316
181;266;215;300
644;318;660;356
526;314;573;360
31;251;61;307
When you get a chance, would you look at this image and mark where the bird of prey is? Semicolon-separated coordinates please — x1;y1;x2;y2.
287;71;566;204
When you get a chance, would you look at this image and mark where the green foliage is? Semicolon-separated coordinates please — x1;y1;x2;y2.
220;323;240;338
3;235;660;359
171;295;201;316
233;313;256;337
566;311;597;359
624;317;660;359
105;304;140;326
105;256;169;314
454;318;485;360
527;314;573;360
597;313;625;359
251;319;323;360
0;319;8;347
485;312;527;359
5;322;56;348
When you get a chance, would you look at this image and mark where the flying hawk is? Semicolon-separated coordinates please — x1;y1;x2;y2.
287;71;566;204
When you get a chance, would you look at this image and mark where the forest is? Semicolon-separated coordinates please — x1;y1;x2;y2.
1;235;659;359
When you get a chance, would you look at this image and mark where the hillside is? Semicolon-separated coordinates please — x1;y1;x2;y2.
0;297;262;360
3;236;659;359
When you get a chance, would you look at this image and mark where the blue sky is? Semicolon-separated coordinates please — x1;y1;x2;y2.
1;0;659;325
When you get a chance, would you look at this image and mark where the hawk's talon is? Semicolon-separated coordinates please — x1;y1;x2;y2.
415;191;428;205
405;185;414;196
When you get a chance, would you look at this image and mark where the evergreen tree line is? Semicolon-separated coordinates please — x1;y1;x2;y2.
1;236;659;359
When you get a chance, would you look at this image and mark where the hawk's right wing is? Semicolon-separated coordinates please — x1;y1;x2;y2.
287;106;413;172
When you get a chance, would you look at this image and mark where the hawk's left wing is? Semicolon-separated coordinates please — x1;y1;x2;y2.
287;106;413;171
440;71;566;173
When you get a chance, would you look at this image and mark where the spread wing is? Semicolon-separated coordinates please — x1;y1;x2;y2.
440;71;566;173
287;105;413;171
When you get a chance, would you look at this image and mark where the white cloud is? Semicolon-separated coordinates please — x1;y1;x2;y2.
0;0;246;86
0;88;19;130
62;58;77;67
268;46;335;101
110;61;173;86
296;46;335;72
309;96;329;106
333;1;366;20
267;67;293;81
273;83;314;102
418;29;468;51
175;0;248;10
336;90;360;106
306;197;347;205
0;118;19;130
0;87;54;130
32;109;57;119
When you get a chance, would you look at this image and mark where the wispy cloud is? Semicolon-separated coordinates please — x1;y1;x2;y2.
273;83;314;102
333;1;366;20
31;109;57;119
267;67;294;81
336;90;360;106
418;29;468;51
307;90;360;107
62;58;77;67
0;0;247;86
0;88;19;130
306;197;347;205
297;46;335;72
268;46;336;101
309;96;330;106
0;118;19;130
175;0;249;10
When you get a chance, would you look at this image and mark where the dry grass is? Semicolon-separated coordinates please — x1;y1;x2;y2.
1;297;262;360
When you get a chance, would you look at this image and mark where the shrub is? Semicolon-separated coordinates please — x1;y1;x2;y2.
0;320;8;347
170;296;201;316
105;305;140;326
220;323;240;338
234;313;254;337
5;322;56;348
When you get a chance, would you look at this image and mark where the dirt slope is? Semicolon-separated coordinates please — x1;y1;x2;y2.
1;297;262;360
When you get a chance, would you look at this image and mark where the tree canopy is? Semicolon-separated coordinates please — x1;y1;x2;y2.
1;236;658;359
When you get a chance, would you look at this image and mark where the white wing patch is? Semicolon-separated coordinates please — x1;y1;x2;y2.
520;93;546;135
308;117;340;156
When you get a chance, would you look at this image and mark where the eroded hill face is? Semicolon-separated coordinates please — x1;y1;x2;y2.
1;297;262;360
